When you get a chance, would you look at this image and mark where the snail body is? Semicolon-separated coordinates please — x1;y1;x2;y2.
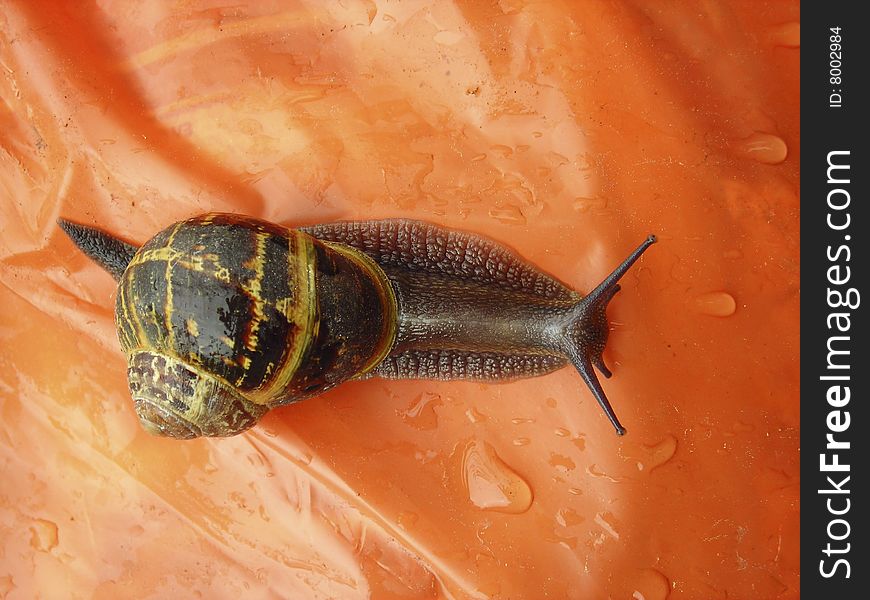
59;213;656;439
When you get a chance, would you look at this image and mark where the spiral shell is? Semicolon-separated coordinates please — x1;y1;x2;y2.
115;214;397;438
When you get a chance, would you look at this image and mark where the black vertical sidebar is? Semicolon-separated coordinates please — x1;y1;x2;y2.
802;3;867;596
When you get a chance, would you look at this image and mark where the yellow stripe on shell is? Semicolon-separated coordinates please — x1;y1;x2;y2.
239;230;269;354
117;273;136;351
118;250;149;354
321;241;398;376
163;222;184;354
246;230;318;405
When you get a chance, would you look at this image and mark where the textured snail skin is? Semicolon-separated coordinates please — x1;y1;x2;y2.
59;213;655;439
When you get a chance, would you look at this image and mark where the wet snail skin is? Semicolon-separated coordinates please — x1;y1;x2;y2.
59;213;656;439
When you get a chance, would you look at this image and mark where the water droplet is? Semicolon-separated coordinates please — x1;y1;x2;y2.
520;199;544;218
586;464;622;482
644;435;678;472
466;407;488;423
568;487;583;496
545;522;580;549
0;575;15;596
488;204;526;225
632;568;671;600
731;420;755;434
737;132;788;164
512;437;531;446
461;440;533;514
694;291;736;317
555;507;585;527
511;417;535;425
571;436;586;452
399;392;442;430
498;0;524;15
572;197;594;213
769;22;800;48
545;397;557;409
548;453;576;471
594;512;620;540
434;30;464;45
554;427;571;438
397;511;419;529
245;448;276;477
29;519;58;552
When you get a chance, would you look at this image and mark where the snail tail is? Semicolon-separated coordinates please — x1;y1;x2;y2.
58;218;140;281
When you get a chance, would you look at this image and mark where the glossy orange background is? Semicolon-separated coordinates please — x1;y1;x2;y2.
1;1;799;598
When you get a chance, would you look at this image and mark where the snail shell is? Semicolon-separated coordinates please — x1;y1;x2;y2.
114;214;396;438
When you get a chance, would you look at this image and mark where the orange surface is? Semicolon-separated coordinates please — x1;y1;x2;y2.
1;2;799;598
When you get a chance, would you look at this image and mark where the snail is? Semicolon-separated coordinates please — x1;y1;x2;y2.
58;213;656;439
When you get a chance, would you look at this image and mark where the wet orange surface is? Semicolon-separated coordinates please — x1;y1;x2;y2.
1;1;799;598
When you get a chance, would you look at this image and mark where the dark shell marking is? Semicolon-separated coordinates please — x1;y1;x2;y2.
117;214;311;397
128;351;267;438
